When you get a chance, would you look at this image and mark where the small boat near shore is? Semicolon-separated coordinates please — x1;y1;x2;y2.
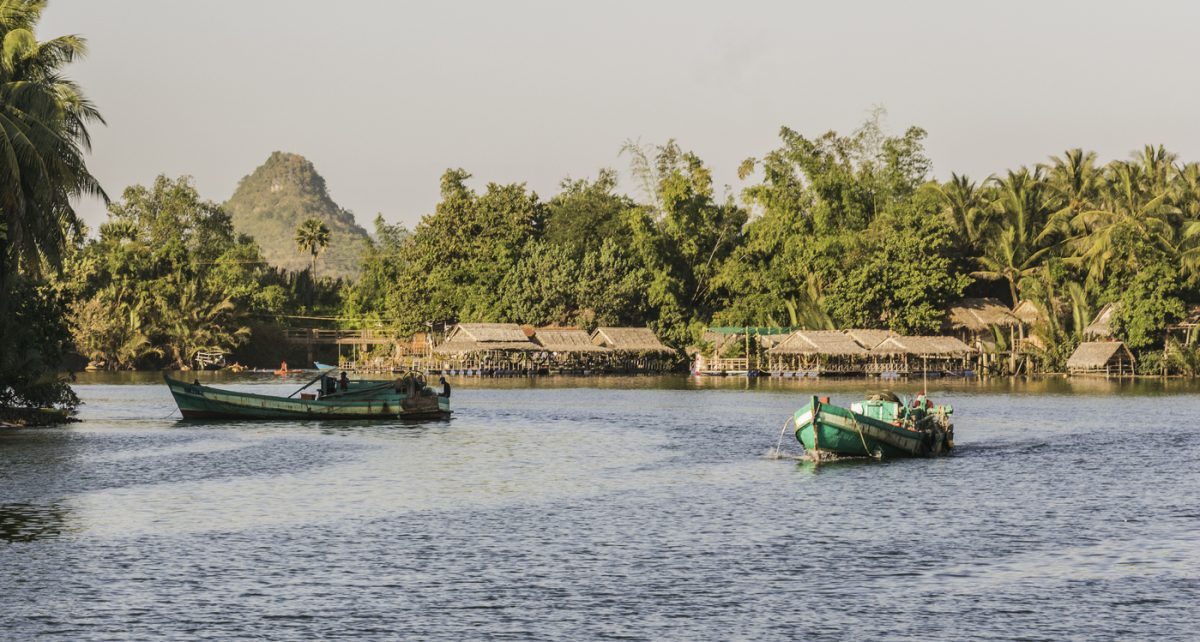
164;371;450;420
791;392;954;461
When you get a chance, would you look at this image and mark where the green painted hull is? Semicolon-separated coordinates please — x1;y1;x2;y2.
165;376;450;420
794;398;952;459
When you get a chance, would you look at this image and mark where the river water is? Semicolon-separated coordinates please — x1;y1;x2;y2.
1;373;1197;640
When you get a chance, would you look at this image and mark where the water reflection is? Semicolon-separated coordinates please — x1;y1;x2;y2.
0;502;71;542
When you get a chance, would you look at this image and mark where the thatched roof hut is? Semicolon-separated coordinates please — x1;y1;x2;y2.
843;329;896;350
1012;300;1042;325
947;298;1019;330
767;330;869;356
1066;341;1134;373
1084;303;1118;338
872;336;974;357
700;330;737;354
591;327;674;354
757;333;788;350
433;323;537;354
532;328;609;353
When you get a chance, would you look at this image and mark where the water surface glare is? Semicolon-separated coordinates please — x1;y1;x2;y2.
2;374;1198;640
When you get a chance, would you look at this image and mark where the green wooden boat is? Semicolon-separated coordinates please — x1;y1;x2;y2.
165;372;450;420
793;392;954;460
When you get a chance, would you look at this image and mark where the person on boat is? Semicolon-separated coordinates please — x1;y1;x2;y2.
439;376;451;398
338;371;349;391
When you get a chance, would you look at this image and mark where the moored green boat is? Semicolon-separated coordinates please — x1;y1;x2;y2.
165;372;450;420
793;392;953;460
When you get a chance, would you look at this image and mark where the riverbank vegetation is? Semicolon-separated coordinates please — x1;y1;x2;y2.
5;2;1200;417
0;0;101;413
67;122;1198;378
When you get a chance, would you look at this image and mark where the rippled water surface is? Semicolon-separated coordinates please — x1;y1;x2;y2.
2;373;1198;640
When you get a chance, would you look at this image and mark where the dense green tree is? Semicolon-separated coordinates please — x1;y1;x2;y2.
821;193;971;333
1111;262;1185;350
543;169;636;260
63;177;260;369
356;170;546;333
623;140;746;345
577;236;650;328
493;241;582;326
741;113;929;233
340;215;409;325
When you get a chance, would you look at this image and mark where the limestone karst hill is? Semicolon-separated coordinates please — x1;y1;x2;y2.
225;152;369;278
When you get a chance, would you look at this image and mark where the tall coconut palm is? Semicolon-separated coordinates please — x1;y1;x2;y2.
973;168;1055;304
929;173;990;245
1136;144;1176;195
295;218;331;276
0;0;105;279
1172;163;1200;283
1171;161;1200;219
1067;161;1179;283
1040;148;1101;242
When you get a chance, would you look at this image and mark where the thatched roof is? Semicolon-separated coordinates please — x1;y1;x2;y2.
432;323;537;354
701;330;738;353
1084;303;1118;338
757;334;787;349
591;327;674;353
947;298;1019;330
767;330;869;356
1067;341;1133;369
532;328;609;353
1012;300;1042;324
872;336;975;356
843;329;896;350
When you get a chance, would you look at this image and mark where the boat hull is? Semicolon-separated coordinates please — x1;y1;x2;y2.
794;399;951;459
165;376;450;420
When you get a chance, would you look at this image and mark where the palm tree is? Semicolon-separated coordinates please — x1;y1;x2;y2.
929;173;990;245
1171;161;1200;219
0;0;105;279
973;168;1056;304
295;218;331;276
1136;144;1176;195
1067;161;1180;283
158;280;250;370
1040;149;1101;242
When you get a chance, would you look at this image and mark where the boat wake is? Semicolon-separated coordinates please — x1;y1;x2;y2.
763;449;805;461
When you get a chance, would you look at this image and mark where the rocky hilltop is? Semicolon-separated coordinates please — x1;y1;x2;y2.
225;152;369;278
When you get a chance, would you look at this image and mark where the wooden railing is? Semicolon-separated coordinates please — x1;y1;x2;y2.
283;328;405;343
706;357;750;371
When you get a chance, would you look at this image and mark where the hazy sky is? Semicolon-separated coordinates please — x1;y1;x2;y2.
41;0;1200;231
